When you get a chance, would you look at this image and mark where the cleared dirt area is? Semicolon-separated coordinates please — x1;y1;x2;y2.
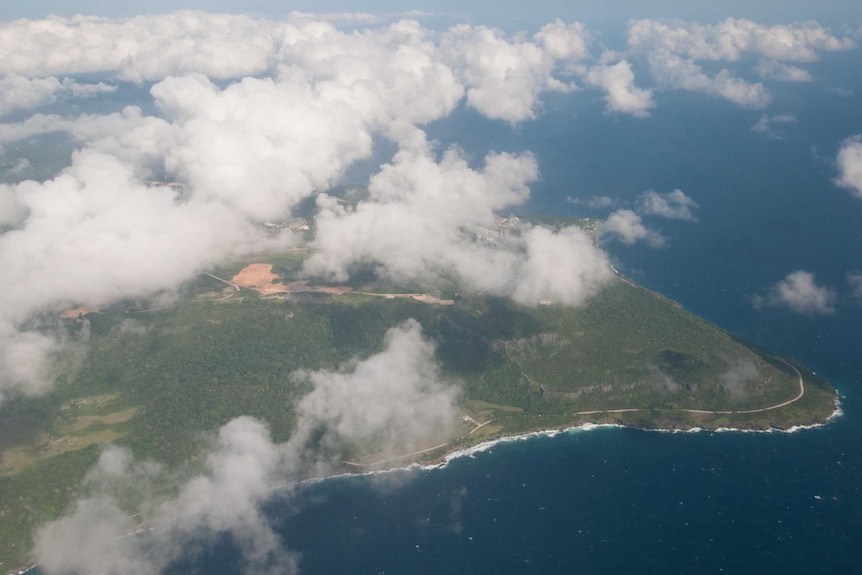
231;263;354;296
60;306;100;319
231;263;289;294
230;263;453;304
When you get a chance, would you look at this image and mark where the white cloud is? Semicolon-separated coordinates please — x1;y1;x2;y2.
151;73;377;221
565;195;616;209
440;25;559;122
276;18;464;132
599;209;664;247
0;183;27;226
585;60;654;117
512;225;613;306
847;272;862;301
35;321;462;574
439;21;592;123
628;18;854;108
0;150;279;400
628;18;855;63
754;271;836;315
0;75;67;116
35;417;299;575
0;12;281;82
304;133;613;306
0;73;116;116
646;50;771;108
288;11;379;25
292;319;460;456
0;13;591;124
0;14;618;405
534;19;591;62
835;135;862;198
638;189;699;221
753;59;812;82
750;113;797;139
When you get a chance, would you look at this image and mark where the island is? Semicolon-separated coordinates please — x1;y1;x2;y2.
0;240;838;570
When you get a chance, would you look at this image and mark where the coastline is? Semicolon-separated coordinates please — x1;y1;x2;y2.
10;400;843;575
434;400;844;468
329;395;845;480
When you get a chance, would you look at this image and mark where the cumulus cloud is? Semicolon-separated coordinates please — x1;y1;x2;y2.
35;417;299;575
438;20;593;122
565;195;616;209
512;225;613;305
585;60;654;116
628;18;855;62
534;19;591;62
753;59;812;82
0;183;27;226
0;150;278;399
35;322;460;574
835;135;862;197
627;18;854;107
638;189;699;221
646;50;771;108
291;319;460;457
0;74;115;116
0;13;619;405
440;25;561;122
151;73;377;221
276;18;464;133
0;11;281;82
0;13;592;125
751;113;796;139
848;272;862;301
753;271;836;315
599;209;664;247
7;9;852;572
0;12;609;563
305;134;613;306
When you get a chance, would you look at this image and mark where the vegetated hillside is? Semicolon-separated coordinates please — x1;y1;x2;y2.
0;259;836;568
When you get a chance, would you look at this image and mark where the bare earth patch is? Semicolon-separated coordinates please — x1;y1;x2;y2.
230;263;452;304
60;306;100;319
231;263;288;294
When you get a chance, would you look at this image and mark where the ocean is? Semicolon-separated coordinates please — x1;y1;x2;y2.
269;417;861;574
29;51;862;574
163;51;862;573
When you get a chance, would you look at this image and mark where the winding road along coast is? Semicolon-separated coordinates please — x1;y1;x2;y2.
347;358;809;469
572;357;805;417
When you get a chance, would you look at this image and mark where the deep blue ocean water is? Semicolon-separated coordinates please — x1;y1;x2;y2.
179;54;862;574
32;52;862;574
272;417;862;574
165;65;862;575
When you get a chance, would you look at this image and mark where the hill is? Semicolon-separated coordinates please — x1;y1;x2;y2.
0;250;837;569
